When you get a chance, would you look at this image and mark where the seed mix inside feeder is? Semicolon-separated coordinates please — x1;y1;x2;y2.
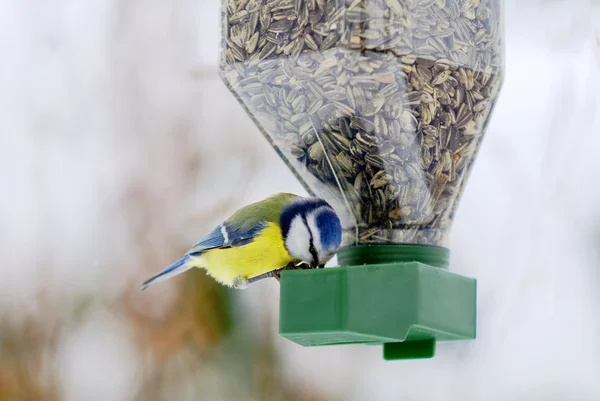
219;0;504;360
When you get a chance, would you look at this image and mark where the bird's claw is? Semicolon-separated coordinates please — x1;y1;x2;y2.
232;276;250;289
273;261;315;282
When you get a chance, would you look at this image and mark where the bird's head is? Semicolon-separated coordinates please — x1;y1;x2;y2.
280;197;343;268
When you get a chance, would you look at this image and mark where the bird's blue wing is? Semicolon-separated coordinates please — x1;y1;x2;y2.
186;222;267;256
189;226;227;250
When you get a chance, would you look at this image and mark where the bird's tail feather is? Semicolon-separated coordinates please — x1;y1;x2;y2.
140;255;194;291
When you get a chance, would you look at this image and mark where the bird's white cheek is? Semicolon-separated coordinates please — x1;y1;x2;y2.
285;233;312;262
285;217;312;262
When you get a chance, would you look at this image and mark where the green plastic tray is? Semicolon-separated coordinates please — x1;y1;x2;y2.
278;245;477;360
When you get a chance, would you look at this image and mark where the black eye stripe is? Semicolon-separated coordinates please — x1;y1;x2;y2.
302;214;319;265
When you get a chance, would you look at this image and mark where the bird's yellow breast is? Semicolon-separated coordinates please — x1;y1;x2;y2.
194;222;296;287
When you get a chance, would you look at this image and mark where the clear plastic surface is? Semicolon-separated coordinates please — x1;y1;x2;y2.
220;0;504;247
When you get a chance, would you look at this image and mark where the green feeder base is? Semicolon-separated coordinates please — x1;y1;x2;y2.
278;245;477;360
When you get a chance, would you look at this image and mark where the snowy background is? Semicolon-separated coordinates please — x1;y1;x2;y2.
1;0;600;400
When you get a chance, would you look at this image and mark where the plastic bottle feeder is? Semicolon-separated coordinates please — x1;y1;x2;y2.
219;0;505;360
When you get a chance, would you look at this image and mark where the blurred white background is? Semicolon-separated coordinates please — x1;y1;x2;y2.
1;0;599;400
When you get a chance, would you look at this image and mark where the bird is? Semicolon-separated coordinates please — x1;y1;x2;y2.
140;192;343;291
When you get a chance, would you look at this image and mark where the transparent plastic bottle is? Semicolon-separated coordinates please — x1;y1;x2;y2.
219;0;504;249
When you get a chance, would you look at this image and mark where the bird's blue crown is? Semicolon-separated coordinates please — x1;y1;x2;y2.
315;207;342;251
280;198;342;251
280;198;328;237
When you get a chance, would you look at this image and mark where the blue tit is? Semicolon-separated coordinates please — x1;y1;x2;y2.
140;192;343;290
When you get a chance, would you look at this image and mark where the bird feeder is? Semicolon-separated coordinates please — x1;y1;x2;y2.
219;0;504;360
